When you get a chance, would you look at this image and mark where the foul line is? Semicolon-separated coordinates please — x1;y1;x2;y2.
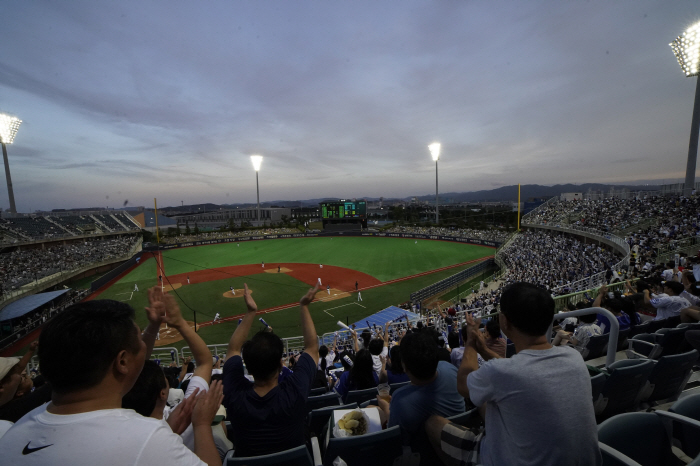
323;310;335;317
197;256;491;327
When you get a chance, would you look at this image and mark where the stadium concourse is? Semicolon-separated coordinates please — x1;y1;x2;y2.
5;195;700;465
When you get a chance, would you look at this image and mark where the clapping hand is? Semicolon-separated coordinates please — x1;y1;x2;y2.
300;283;320;306
192;380;224;428
166;388;199;434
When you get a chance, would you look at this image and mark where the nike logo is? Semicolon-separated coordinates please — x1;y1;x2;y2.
22;442;53;455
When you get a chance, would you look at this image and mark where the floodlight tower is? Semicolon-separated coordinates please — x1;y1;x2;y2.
429;142;441;224
251;155;263;225
0;113;21;214
670;21;700;197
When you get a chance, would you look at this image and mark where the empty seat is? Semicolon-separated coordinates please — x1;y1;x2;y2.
670;394;700;458
445;408;479;428
639;350;698;406
583;333;610;361
344;388;378;405
224;445;313;466
389;381;409;394
594;359;654;421
306;392;341;412
598;411;700;466
310;387;328;396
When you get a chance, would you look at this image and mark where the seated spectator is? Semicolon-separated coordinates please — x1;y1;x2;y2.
223;284;319;457
450;326;468;369
552;312;602;354
483;318;507;358
425;282;601;466
384;330;465;464
0;299;223;466
645;280;690;321
334;349;378;402
386;346;410;384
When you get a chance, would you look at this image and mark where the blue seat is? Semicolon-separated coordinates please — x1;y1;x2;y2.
310;387;329;396
322;425;403;466
591;373;606;405
670;394;700;458
594;359;655;421
629;327;688;359
598;411;700;466
224;445;313;466
446;408;479;427
344;388;378;405
640;350;698;406
584;333;610;361
389;381;409;394
306;392;342;412
308;402;358;437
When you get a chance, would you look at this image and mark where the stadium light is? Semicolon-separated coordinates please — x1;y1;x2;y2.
670;20;700;196
0;113;21;214
429;142;441;224
251;155;263;225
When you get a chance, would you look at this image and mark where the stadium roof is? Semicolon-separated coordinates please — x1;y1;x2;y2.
0;289;71;321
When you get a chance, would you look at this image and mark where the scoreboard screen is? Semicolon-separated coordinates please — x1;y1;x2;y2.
321;200;366;219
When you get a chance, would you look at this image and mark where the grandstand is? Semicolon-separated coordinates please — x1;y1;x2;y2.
6;190;700;465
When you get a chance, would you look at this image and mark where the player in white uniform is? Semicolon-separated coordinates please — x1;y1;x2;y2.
134;283;139;292
318;277;322;286
230;286;235;295
214;313;221;323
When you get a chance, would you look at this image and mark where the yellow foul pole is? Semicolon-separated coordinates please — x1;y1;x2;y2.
517;184;521;231
154;198;160;244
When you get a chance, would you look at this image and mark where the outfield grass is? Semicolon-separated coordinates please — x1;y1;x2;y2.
94;237;494;346
158;237;491;282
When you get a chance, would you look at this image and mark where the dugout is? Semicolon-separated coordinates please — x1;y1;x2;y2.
320;200;367;230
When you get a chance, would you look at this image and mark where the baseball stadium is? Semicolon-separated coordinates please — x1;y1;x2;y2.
3;4;700;466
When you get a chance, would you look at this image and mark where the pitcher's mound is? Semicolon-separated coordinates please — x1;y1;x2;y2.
163;283;182;292
264;267;292;274
223;289;250;298
317;288;351;302
154;320;197;346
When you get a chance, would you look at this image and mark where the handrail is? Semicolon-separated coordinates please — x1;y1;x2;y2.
551;307;619;368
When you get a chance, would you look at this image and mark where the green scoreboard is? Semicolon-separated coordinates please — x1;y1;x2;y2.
321;200;367;219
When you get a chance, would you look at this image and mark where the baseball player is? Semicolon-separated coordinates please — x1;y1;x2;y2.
213;313;221;324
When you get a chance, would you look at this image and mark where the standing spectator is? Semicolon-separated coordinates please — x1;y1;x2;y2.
645;280;690;321
425;282;601;466
223;283;320;457
334;349;378;402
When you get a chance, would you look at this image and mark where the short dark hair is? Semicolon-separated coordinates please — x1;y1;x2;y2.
242;331;284;380
664;281;684;296
38;300;141;395
447;331;460;349
400;331;438;380
389;346;405;375
122;360;166;417
485;318;501;339
499;282;555;337
368;338;384;356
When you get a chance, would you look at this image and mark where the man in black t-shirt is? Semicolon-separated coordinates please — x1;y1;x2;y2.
223;283;320;457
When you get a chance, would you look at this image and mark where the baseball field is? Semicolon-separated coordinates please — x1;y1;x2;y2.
91;236;494;348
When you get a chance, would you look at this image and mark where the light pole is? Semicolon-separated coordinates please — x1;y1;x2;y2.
429;142;441;224
670;20;700;197
0;113;22;214
251;155;263;226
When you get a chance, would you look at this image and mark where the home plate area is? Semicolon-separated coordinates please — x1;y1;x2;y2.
317;288;351;302
154;321;198;346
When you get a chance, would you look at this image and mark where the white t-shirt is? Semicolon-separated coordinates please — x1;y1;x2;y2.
371;346;388;373
0;404;205;466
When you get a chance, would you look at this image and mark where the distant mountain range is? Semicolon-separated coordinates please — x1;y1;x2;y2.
147;183;660;212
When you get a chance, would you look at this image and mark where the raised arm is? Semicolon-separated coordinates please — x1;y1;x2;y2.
300;283;320;365
142;290;165;360
226;283;257;359
383;321;391;347
592;284;607;309
156;290;213;383
457;314;481;400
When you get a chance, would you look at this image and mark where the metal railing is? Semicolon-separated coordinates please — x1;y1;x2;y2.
409;259;496;303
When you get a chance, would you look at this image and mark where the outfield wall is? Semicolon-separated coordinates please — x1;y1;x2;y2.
149;231;503;251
